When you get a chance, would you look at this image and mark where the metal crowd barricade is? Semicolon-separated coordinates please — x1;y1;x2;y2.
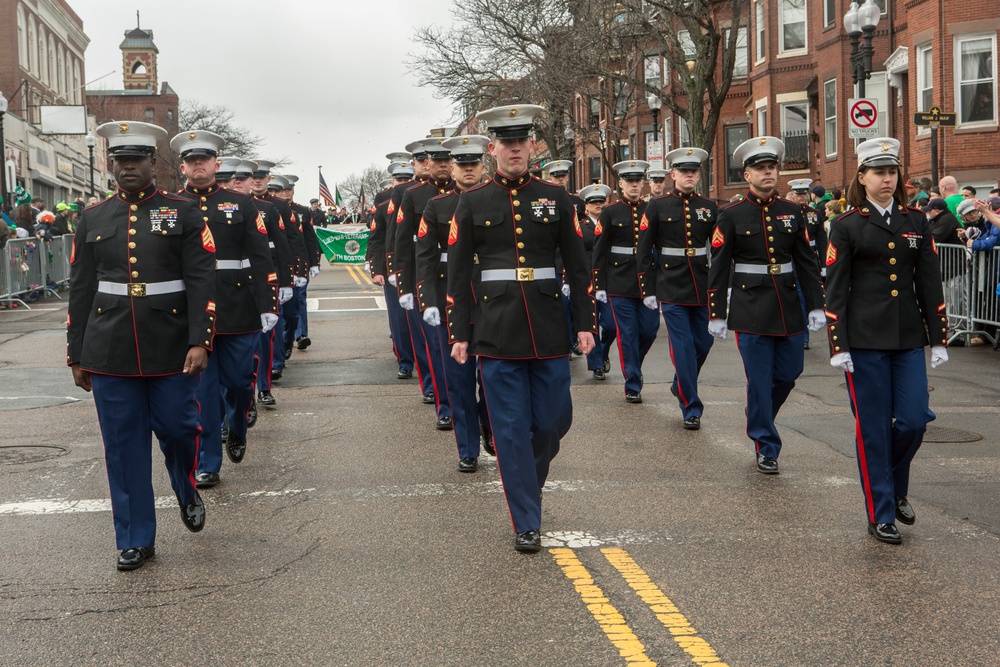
936;243;971;343
968;246;1000;346
45;234;74;292
0;235;70;309
937;243;1000;346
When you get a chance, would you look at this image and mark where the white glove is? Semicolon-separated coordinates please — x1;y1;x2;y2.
399;293;414;310
595;290;608;303
388;274;397;286
278;287;293;304
930;346;949;369
309;265;320;279
260;313;279;333
294;275;308;288
365;261;371;275
423;307;441;326
708;319;728;340
642;295;658;310
561;283;571;298
820;267;827;278
807;309;826;332
830;351;854;373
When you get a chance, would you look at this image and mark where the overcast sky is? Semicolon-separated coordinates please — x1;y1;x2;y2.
74;1;458;201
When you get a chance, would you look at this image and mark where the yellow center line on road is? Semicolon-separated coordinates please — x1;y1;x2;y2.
602;548;729;667
549;548;656;666
344;265;362;286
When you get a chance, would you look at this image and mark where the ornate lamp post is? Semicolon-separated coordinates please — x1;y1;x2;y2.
845;0;882;98
85;132;96;198
647;94;662;142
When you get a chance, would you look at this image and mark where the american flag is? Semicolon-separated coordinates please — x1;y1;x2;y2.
318;169;335;208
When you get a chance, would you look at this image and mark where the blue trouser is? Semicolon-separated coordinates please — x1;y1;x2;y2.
91;373;201;550
272;301;287;372
294;278;309;339
405;307;434;396
477;362;490;429
281;285;301;352
479;356;572;533
561;292;575;347
199;332;258;475
796;281;809;346
846;348;934;525
586;300;617;371
437;326;478;458
256;329;275;392
662;303;714;419
735;331;805;458
385;283;414;372
421;318;451;420
609;295;660;394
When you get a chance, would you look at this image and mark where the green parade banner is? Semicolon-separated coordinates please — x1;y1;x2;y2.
314;225;369;265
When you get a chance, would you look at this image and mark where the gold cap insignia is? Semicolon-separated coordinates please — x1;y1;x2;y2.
508;108;519;117
686;149;694;155
438;139;445;145
462;137;470;145
759;138;768;146
189;132;198;140
881;142;891;152
119;123;129;133
630;161;636;167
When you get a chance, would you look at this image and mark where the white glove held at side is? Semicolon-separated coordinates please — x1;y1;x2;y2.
642;296;658;310
561;283;571;298
830;351;854;373
294;275;307;288
399;293;414;310
930;346;949;369
260;313;279;333
278;287;293;304
309;265;320;279
595;290;608;303
807;309;827;332
708;319;728;340
423;307;441;327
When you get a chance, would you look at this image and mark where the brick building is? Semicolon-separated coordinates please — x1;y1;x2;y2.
567;1;1000;200
86;23;180;192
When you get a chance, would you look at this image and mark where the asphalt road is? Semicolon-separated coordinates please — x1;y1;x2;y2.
2;265;999;666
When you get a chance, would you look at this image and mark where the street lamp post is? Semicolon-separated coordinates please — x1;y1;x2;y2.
85;132;96;199
0;90;9;211
844;0;882;99
563;124;575;191
647;94;662;142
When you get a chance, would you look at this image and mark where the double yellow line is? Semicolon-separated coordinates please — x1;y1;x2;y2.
344;264;373;286
551;547;728;666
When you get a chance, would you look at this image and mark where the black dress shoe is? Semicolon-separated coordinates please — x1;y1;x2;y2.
602;358;611;373
514;530;542;553
225;432;246;464
283;346;293;360
271;369;282;382
670;384;679;398
458;457;479;473
625;391;642;404
683;416;701;430
195;471;220;489
220;426;229;442
895;497;916;525
247;399;257;428
297;336;311;350
868;522;902;544
397;368;413;380
422;392;435;404
117;546;155;571
435;416;453;431
258;390;277;407
755;453;779;474
804;341;811;350
480;423;495;456
179;492;206;533
593;368;605;381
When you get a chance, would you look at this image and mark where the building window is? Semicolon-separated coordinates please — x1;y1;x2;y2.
145;108;155;123
755;1;765;63
613;79;628;118
725;27;749;78
589;97;600;129
824;0;835;27
38;27;46;84
589;157;601;184
780;101;809;170
955;34;997;125
779;0;807;54
28;16;37;75
678;31;696;62
73;61;81;104
17;7;27;68
756;106;767;135
644;54;661;88
725;124;750;184
663;117;672;152
823;79;837;157
678;116;691;146
916;44;933;113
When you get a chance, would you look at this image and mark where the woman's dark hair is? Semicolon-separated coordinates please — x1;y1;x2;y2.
14;204;33;226
846;166;909;210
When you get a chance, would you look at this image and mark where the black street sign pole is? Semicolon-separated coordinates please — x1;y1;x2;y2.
930;125;939;187
914;107;955;187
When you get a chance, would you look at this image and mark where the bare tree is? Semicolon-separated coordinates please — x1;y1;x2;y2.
339;164;390;211
178;100;266;158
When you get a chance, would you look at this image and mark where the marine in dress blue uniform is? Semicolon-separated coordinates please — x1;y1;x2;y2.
396;139;457;429
68;121;213;570
707;137;826;474
264;175;308;372
637;148;716;429
416;135;491;470
578;184;616;380
825;138;949;544
282;175;322;352
787;178;829;350
171;132;277;488
547;160;588;355
446;105;596;552
645;168;668;199
595;161;660;402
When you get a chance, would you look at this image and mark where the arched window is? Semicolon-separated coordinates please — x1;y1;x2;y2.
38;27;47;84
73;60;81;104
28;17;37;76
17;6;27;68
132;60;147;76
48;34;55;90
57;45;65;96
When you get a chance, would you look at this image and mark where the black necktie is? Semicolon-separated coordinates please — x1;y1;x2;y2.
883;211;891;226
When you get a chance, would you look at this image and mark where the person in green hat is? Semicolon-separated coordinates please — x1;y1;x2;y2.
52;202;73;236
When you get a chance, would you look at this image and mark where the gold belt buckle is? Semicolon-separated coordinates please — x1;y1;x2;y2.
516;267;534;281
685;248;697;257
129;282;147;297
767;264;781;276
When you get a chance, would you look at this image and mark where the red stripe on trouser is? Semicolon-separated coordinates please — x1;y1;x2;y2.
846;371;877;522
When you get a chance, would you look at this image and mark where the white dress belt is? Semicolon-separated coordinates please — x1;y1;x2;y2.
268;241;275;248
733;262;793;275
661;246;707;257
97;279;186;296
216;259;251;270
610;245;635;255
480;267;557;281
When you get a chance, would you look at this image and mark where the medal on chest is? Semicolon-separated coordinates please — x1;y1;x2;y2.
218;202;239;219
149;207;179;233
